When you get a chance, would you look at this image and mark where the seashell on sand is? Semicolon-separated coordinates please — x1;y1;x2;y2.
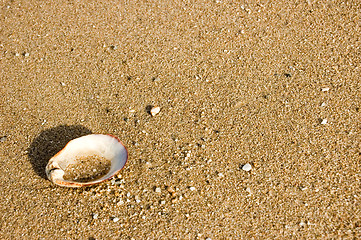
45;134;128;187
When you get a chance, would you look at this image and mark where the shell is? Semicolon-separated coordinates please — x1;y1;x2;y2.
45;134;128;187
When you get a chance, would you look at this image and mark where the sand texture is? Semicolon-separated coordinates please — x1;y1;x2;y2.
1;0;361;239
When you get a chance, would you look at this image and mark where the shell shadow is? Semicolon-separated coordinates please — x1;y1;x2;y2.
28;125;92;179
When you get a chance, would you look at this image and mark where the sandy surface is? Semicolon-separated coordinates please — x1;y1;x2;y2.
1;0;361;239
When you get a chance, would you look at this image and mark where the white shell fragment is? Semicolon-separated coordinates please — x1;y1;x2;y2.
242;163;252;171
321;87;330;92
45;134;128;188
320;119;327;125
150;106;161;116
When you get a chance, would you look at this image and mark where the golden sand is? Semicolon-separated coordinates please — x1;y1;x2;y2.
1;0;361;239
63;155;111;182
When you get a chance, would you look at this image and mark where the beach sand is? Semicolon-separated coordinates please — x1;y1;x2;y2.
1;0;361;239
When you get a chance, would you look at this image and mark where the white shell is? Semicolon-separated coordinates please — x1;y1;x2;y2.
45;134;128;187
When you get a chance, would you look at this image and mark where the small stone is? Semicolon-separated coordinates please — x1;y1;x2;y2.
320;119;327;125
92;213;98;219
160;200;166;205
24;52;30;57
167;186;175;193
218;172;224;177
150;106;161;116
15;53;20;57
242;163;252;171
321;87;330;92
155;187;161;193
112;217;119;222
0;136;7;142
189;186;196;191
320;102;327;107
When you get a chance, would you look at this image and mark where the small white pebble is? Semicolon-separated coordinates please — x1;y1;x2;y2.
321;87;330;92
160;200;166;205
242;163;252;171
24;52;30;57
155;187;161;193
117;200;124;205
320;119;327;125
113;217;119;222
218;173;224;177
92;213;98;219
189;186;196;191
15;53;20;57
320;102;327;107
150;106;161;116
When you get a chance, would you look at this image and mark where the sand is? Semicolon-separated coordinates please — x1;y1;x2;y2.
63;155;111;182
1;0;361;239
